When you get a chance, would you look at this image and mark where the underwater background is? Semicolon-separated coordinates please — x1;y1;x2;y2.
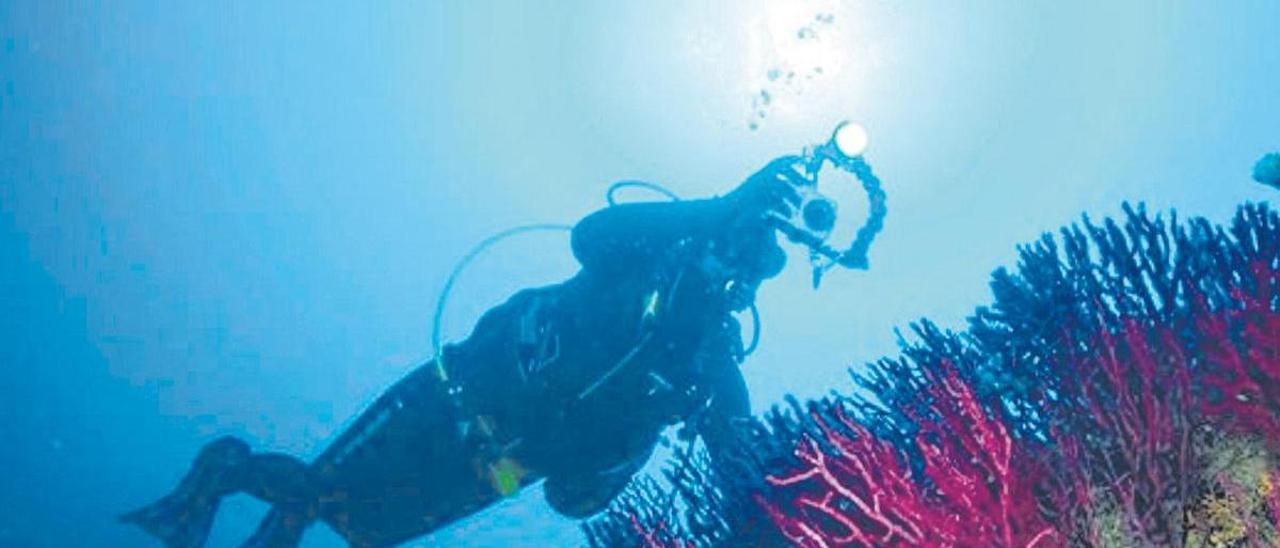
2;1;1278;546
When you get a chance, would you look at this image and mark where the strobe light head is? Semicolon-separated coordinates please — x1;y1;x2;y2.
829;121;868;160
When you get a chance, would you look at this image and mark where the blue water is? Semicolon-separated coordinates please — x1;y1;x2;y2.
2;2;1278;546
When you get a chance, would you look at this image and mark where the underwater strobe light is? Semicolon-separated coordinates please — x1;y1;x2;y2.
773;121;887;288
831;122;869;158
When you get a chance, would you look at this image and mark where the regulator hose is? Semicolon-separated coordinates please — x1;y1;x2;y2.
431;223;572;358
606;180;682;206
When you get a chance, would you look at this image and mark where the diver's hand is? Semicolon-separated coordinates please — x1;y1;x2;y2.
724;156;806;221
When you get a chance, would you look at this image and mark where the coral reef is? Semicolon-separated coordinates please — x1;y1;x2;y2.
584;202;1280;547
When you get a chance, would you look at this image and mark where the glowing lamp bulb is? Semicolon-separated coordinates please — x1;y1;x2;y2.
831;122;868;158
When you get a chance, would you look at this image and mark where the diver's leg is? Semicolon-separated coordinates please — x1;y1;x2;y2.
122;436;317;548
236;454;317;548
240;508;307;548
237;452;317;509
302;361;523;547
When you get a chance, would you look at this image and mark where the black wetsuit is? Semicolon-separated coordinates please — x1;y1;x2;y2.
123;164;795;548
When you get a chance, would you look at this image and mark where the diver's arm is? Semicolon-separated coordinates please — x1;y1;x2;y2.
572;160;804;273
570;198;733;273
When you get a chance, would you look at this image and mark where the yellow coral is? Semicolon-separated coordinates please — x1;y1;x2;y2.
1084;436;1280;547
1202;493;1248;546
1184;435;1280;547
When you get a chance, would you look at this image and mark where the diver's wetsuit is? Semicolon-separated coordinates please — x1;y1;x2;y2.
123;165;795;548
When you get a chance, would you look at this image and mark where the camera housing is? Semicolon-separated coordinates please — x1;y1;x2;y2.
767;121;886;287
801;196;837;234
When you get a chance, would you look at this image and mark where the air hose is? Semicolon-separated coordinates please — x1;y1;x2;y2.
606;180;681;206
430;223;573;360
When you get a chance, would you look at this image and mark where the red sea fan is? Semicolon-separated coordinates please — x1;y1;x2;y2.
1043;317;1195;545
760;363;1057;548
583;201;1280;547
1198;264;1280;448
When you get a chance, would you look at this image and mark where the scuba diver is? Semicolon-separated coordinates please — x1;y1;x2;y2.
123;124;885;548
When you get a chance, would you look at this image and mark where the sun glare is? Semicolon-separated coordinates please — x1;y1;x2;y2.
746;0;848;129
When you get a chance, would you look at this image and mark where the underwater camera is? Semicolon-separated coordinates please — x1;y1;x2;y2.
770;122;887;288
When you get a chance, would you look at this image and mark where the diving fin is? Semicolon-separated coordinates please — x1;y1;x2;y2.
120;492;221;548
121;436;251;548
